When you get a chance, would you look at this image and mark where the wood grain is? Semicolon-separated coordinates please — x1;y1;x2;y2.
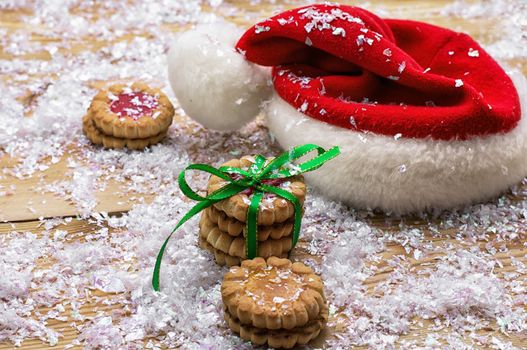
0;153;154;222
1;0;526;349
0;217;525;349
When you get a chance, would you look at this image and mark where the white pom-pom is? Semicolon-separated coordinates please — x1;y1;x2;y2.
168;21;271;131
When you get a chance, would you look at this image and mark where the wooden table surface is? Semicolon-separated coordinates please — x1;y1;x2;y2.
1;1;526;349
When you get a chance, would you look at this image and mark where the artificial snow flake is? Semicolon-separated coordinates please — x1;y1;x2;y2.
1;1;526;350
356;34;374;46
455;79;464;87
398;61;406;74
349;116;357;128
236;47;246;56
357;133;367;143
442;0;527;59
332;27;346;37
425;334;441;347
255;25;270;34
277;17;293;26
468;47;480;57
356;35;363;46
383;48;392;57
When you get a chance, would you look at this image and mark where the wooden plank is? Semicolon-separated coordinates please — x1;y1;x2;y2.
0;218;524;349
0;153;155;222
1;0;526;348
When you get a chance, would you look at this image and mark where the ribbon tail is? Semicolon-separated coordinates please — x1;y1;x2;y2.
152;199;215;291
295;145;341;174
291;199;302;249
153;143;341;292
152;229;175;292
258;144;341;179
256;184;303;254
246;192;263;259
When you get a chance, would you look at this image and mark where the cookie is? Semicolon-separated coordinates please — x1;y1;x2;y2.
199;215;292;258
205;206;294;241
221;257;327;330
208;156;306;225
83;113;167;150
88;82;174;139
198;237;243;267
224;307;327;349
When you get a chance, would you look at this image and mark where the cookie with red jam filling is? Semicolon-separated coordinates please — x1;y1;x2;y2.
83;82;174;149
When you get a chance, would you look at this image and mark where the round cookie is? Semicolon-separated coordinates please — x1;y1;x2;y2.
198;237;243;267
199;215;292;258
224;307;327;349
208;156;306;225
221;257;327;330
205;206;294;241
88;82;174;139
82;113;167;150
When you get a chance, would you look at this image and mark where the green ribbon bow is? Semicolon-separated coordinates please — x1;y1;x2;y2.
152;143;340;291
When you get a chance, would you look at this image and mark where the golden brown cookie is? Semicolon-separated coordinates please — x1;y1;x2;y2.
221;257;327;331
199;215;292;258
83;113;167;150
223;307;327;349
208;156;306;225
205;206;294;241
199;237;243;267
88;82;174;139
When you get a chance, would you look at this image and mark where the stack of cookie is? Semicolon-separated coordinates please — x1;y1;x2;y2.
83;82;174;150
199;156;306;266
221;257;328;349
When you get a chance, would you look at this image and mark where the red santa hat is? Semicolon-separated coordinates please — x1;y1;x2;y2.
168;4;527;214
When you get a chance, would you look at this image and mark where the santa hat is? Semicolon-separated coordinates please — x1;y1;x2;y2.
168;4;527;214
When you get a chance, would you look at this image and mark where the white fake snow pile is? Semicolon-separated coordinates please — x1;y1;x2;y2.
0;0;526;349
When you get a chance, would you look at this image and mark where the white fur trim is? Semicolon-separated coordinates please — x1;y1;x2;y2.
168;21;271;131
265;70;527;214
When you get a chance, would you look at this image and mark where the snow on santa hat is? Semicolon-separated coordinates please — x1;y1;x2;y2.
168;4;527;214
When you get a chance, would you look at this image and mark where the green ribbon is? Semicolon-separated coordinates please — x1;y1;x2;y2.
152;143;340;291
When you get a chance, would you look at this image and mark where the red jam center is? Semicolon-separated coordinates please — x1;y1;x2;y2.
109;92;158;120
